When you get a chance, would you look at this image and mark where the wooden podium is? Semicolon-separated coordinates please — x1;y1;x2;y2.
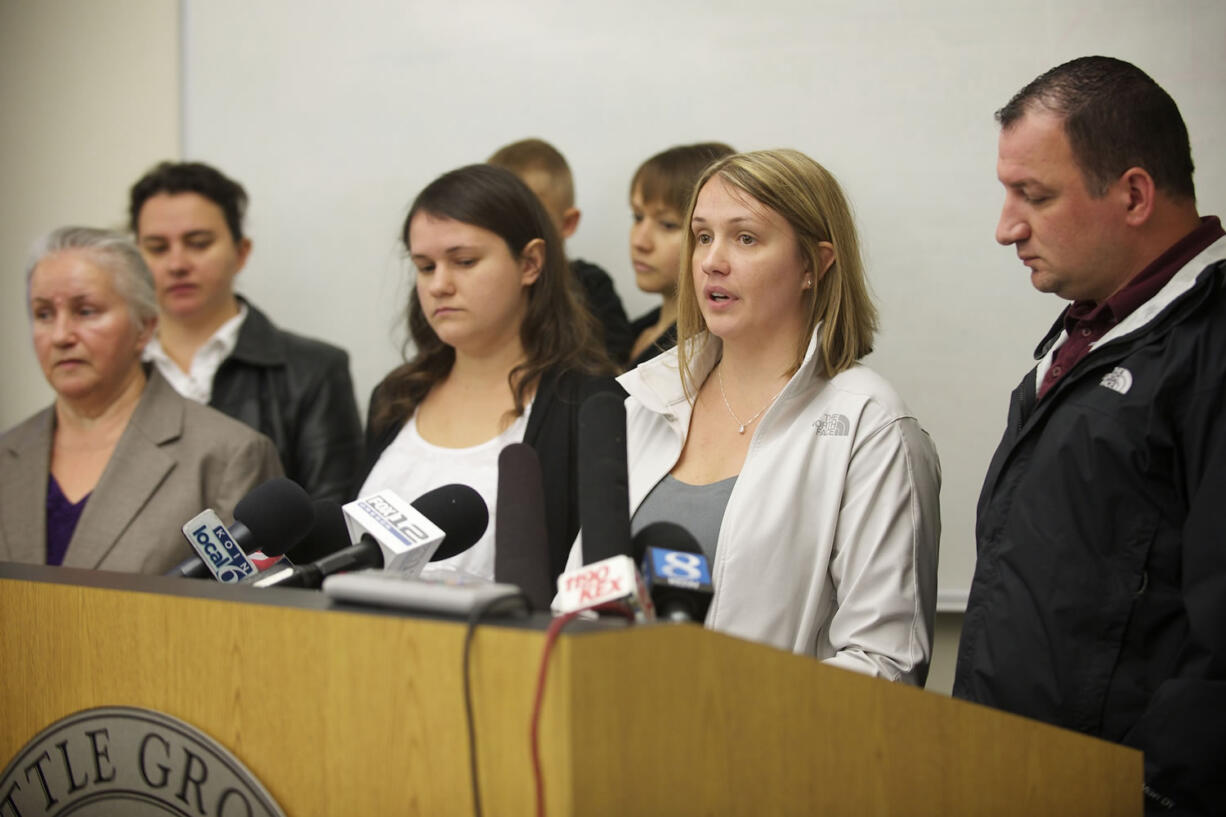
0;563;1140;816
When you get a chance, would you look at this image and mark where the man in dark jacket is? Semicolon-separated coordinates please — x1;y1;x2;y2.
130;161;363;504
954;56;1225;815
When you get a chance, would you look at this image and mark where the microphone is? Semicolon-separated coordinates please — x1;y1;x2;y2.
418;483;489;562
493;443;552;610
170;477;316;582
634;522;714;623
249;484;488;589
250;534;384;589
286;499;351;564
554;555;654;620
577;391;632;564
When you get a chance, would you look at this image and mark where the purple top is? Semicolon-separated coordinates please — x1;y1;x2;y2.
45;474;90;566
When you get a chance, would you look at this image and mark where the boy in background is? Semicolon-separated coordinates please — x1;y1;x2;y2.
488;139;633;364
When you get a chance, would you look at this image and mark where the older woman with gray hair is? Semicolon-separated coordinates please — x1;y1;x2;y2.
0;227;282;573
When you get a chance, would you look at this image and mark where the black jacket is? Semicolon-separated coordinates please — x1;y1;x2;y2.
362;368;624;581
954;247;1226;815
628;307;677;369
571;259;633;365
210;300;364;504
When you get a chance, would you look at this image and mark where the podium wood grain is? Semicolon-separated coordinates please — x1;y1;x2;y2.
0;571;1141;816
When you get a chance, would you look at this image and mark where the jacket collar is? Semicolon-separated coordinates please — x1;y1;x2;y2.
1009;236;1226;473
62;369;181;569
619;324;825;417
0;369;182;568
227;296;287;367
126;366;186;444
0;409;54;564
1033;234;1226;362
1102;234;1226;344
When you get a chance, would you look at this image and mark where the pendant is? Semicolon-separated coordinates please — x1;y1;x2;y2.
738;424;746;434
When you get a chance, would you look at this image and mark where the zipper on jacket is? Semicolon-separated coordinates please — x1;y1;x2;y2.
1016;372;1037;434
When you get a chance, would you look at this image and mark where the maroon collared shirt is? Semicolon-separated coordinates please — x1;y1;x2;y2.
1038;216;1225;401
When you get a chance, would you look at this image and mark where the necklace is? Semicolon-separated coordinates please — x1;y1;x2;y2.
716;365;785;434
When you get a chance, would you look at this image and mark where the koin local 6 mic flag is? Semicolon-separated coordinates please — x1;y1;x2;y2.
180;509;257;583
342;490;446;575
555;555;655;620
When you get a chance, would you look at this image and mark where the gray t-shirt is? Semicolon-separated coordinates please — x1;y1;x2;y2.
631;474;737;564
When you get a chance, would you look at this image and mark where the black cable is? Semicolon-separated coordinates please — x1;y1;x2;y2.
463;592;531;817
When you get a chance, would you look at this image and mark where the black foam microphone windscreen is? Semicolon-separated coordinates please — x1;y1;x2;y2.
578;391;632;564
634;521;714;623
631;520;696;564
248;484;489;590
166;477;315;579
231;477;316;558
418;483;489;562
493;443;552;610
289;499;350;564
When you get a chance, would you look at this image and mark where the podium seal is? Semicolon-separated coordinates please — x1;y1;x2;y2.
0;706;286;816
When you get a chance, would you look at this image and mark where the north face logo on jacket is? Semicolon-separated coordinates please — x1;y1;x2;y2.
812;414;850;436
1099;367;1134;395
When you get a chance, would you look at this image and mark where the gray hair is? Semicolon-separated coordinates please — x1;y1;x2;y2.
26;226;158;327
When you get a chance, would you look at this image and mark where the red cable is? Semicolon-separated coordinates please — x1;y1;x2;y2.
530;607;635;817
531;611;581;817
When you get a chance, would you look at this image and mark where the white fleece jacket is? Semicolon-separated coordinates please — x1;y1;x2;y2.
567;329;942;684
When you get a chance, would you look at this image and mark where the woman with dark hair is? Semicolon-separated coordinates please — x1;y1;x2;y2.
627;142;735;368
361;164;619;582
130;161;364;504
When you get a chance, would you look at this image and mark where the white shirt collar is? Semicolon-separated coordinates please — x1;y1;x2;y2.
143;301;248;404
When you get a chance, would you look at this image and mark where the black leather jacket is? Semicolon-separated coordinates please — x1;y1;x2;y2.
571;258;632;365
210;300;364;504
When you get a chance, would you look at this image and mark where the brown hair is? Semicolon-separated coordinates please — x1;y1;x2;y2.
370;165;612;435
630;142;736;214
130;161;249;242
996;56;1195;200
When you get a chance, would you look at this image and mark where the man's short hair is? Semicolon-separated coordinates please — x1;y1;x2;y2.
129;161;249;243
487;138;575;211
996;56;1195;201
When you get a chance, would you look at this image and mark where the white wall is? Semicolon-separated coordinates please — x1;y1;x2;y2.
178;0;1226;607
0;0;181;431
927;613;965;696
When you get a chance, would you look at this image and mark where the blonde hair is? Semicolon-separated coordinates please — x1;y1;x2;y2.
676;149;877;392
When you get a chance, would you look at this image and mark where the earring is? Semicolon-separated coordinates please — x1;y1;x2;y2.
804;276;814;289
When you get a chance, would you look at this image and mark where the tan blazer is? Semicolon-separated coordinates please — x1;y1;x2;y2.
0;369;283;574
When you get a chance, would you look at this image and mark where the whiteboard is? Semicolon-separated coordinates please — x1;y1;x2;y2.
183;0;1226;608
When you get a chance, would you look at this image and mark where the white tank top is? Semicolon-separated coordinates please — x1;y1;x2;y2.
358;406;531;582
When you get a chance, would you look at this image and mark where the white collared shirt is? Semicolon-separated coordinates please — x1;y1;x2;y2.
143;302;248;404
